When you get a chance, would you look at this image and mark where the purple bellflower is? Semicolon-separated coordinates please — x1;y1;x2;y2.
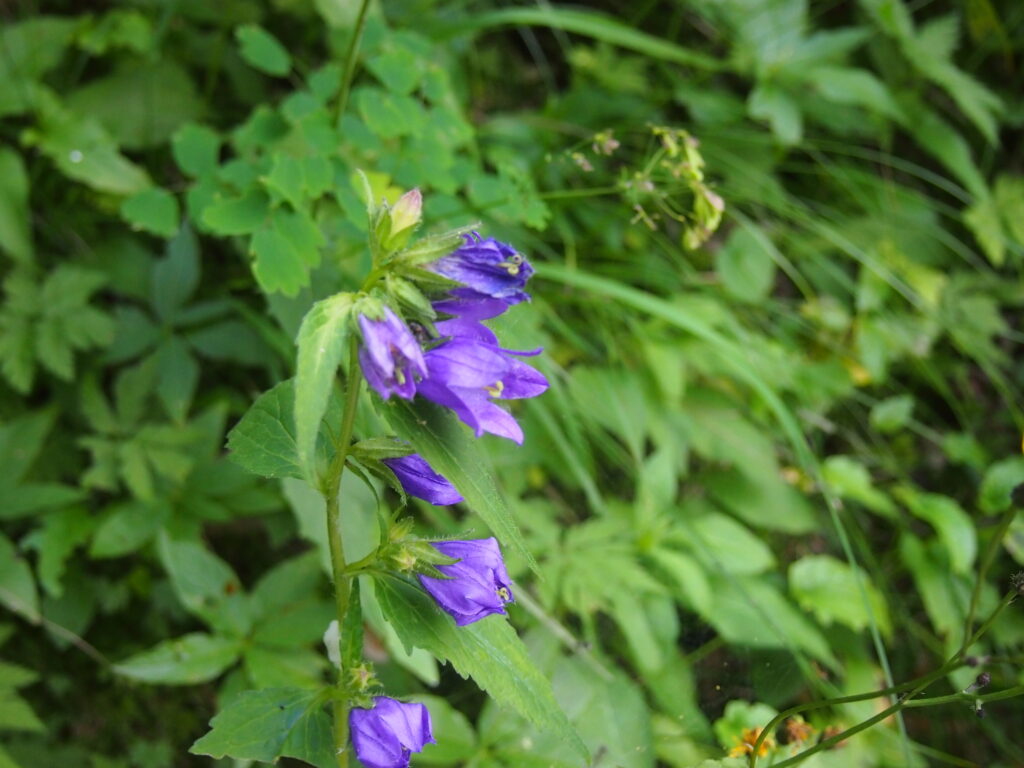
418;537;514;625
350;697;435;768
382;454;463;506
416;317;548;444
427;233;533;312
358;307;427;400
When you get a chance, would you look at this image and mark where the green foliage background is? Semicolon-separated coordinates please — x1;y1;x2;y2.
1;0;1023;766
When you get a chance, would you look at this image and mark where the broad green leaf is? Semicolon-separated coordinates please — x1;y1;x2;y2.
0;148;32;262
151;224;200;320
190;687;332;767
0;693;43;732
121;187;180;238
376;577;587;760
384;398;537;572
647;548;711;615
804;66;901;117
31;94;150;195
869;394;914;433
705;575;837;667
716;226;776;303
114;633;241;684
894;487;977;573
228;380;339;480
202;189;269;235
172;123;220;177
0;409;56;487
822;455;895;517
367;47;423;95
0;659;37;688
748;83;802;145
978;456;1024;513
294;292;353;481
0;17;76;116
21;507;94;597
65;60;203;150
250;209;324;295
0;533;39;623
235;24;291;77
89;500;168;558
155;337;199;421
789;554;891;634
686;511;775;575
157;535;251;636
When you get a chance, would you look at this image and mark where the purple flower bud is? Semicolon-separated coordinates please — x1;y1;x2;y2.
350;696;435;768
418;537;514;626
427;233;533;307
382;454;463;506
416;318;547;444
358;307;428;400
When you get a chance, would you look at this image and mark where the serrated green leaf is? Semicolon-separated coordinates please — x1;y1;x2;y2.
157;534;251;636
121;187;179;238
294;292;353;482
155;337;199;422
377;578;588;760
384;398;537;573
190;687;332;767
227;380;306;479
235;24;291;77
114;632;241;684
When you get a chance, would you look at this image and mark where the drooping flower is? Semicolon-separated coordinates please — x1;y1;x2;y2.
418;537;514;625
426;233;534;309
350;697;435;768
382;453;463;506
416;317;548;444
357;307;427;400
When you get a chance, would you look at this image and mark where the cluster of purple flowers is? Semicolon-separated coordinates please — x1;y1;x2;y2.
349;235;538;768
357;232;546;445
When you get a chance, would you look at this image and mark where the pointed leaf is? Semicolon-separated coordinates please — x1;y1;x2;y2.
114;633;241;684
376;577;587;760
384;398;537;572
294;292;353;482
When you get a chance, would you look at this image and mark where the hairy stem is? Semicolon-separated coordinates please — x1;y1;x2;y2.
335;0;372;125
323;338;363;768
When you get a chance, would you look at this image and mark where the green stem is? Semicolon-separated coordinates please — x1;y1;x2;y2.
335;0;372;125
904;684;1024;708
750;589;1018;768
961;505;1018;654
323;338;363;768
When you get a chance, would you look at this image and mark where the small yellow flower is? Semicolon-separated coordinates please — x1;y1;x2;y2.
728;727;774;757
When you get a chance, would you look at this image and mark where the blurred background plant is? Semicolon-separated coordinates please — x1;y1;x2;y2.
1;0;1023;766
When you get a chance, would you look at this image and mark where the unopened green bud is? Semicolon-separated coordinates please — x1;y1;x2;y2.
390;189;422;234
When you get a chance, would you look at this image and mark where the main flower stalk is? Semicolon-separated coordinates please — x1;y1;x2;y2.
323;337;363;768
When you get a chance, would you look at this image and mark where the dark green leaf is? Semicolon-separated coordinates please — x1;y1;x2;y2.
190;687;332;767
114;633;241;684
235;24;292;77
376;577;587;760
384;398;537;572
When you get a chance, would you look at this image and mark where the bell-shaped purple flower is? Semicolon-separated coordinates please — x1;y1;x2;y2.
350;696;435;768
418;537;514;625
382;454;463;506
416;317;547;444
427;233;533;309
358;307;427;400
